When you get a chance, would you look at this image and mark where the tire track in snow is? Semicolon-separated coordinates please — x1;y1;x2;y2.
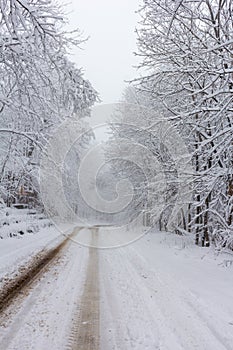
67;227;100;350
0;228;88;350
0;228;80;315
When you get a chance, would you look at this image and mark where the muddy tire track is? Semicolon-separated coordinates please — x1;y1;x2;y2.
68;227;99;350
0;228;80;314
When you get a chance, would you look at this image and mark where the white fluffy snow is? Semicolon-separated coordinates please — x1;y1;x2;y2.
99;229;233;350
0;224;233;349
0;208;77;282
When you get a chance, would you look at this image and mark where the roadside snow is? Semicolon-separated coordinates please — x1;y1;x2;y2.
99;229;233;350
0;209;78;282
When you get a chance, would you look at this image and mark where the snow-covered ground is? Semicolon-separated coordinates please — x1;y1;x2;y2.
0;209;77;282
0;234;89;350
0;224;233;349
99;229;233;350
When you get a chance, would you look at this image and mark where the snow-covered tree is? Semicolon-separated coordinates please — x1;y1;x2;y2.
133;0;233;248
0;0;97;207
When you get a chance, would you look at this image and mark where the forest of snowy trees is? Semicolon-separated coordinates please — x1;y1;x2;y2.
0;0;97;208
109;0;233;250
0;0;232;251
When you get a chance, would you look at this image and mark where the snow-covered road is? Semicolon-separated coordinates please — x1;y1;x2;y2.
0;226;233;349
100;237;233;350
0;227;89;349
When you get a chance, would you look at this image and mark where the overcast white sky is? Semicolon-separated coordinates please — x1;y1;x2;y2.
66;0;142;104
